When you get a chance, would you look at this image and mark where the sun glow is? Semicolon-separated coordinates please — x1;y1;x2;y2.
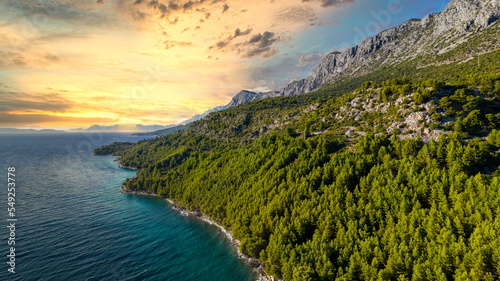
0;0;445;129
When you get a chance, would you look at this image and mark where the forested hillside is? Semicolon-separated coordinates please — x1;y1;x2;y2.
95;47;500;280
138;4;500;138
122;132;500;280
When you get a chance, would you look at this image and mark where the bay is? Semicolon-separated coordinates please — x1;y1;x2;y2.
0;133;256;281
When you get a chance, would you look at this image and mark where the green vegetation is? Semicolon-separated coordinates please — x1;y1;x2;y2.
106;132;500;280
96;49;500;280
177;50;500;143
93;142;135;156
132;124;188;137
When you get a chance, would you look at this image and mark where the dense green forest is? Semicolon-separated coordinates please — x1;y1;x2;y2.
93;142;136;156
96;49;500;280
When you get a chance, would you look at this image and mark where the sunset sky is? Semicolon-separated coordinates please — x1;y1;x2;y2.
0;0;449;129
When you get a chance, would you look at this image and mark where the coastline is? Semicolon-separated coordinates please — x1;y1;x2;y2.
117;165;139;170
119;185;276;281
112;154;278;281
112;157;139;170
120;185;158;196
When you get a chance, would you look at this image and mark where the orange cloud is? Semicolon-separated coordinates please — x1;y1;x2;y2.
0;0;354;128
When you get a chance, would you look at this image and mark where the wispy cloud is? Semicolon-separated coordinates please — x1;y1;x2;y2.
274;5;317;23
302;0;355;8
210;28;252;49
1;0;433;128
0;113;117;125
0;90;72;113
239;32;280;58
297;52;327;67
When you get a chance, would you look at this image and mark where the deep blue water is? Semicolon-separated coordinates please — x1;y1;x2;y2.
0;133;256;281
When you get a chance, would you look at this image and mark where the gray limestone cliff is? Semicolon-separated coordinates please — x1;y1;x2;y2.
224;91;260;108
222;0;500;109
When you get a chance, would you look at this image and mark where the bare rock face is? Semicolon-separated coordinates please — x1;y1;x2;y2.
222;0;500;109
259;126;268;135
225;90;260;108
274;0;500;98
404;112;432;131
434;0;500;32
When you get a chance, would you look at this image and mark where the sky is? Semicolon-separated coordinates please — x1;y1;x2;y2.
0;0;450;129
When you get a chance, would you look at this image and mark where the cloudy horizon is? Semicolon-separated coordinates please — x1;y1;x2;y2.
0;0;449;129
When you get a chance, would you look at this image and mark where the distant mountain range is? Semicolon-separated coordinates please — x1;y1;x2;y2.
70;124;178;133
0;124;179;134
7;0;499;137
100;1;500;279
218;0;500;108
0;128;66;134
141;0;500;136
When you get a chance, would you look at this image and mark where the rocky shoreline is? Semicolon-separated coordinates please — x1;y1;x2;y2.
114;154;278;281
120;186;157;196
112;157;139;170
119;185;276;281
117;165;138;170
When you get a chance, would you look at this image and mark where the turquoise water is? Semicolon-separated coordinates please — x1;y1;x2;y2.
0;133;256;281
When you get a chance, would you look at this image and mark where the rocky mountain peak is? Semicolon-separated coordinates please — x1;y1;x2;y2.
272;0;500;98
221;0;500;110
428;0;500;34
225;90;259;108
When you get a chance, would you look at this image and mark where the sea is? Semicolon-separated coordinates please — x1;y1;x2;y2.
0;133;256;281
